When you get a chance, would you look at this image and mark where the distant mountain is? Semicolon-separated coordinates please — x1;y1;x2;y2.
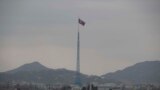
102;61;160;84
0;61;159;84
7;62;50;73
0;62;106;84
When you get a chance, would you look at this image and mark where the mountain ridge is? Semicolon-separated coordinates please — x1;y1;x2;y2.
102;60;160;84
0;60;160;84
6;61;51;73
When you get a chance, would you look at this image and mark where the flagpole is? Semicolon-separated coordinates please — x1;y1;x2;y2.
76;18;81;86
76;18;85;86
77;19;80;74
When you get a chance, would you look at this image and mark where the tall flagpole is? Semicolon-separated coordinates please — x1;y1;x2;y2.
76;18;85;86
75;18;81;86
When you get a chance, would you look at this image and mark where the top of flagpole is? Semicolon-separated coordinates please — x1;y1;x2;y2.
78;18;79;33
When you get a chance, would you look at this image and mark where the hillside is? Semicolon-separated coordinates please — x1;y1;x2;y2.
0;61;160;84
0;62;104;84
102;61;160;84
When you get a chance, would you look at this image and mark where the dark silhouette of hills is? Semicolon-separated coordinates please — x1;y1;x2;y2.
0;60;160;84
0;62;104;84
102;61;160;84
7;62;50;73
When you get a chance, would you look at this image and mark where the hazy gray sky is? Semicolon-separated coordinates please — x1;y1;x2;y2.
0;0;160;75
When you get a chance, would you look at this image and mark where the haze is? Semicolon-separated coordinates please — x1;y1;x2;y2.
0;0;160;75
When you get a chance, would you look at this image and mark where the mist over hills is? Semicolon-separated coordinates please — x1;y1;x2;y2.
0;61;160;84
0;62;103;84
7;62;50;73
102;61;160;84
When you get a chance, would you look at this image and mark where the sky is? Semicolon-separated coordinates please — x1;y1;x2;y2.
0;0;160;75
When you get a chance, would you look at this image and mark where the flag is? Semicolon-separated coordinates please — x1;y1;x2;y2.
78;19;85;26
